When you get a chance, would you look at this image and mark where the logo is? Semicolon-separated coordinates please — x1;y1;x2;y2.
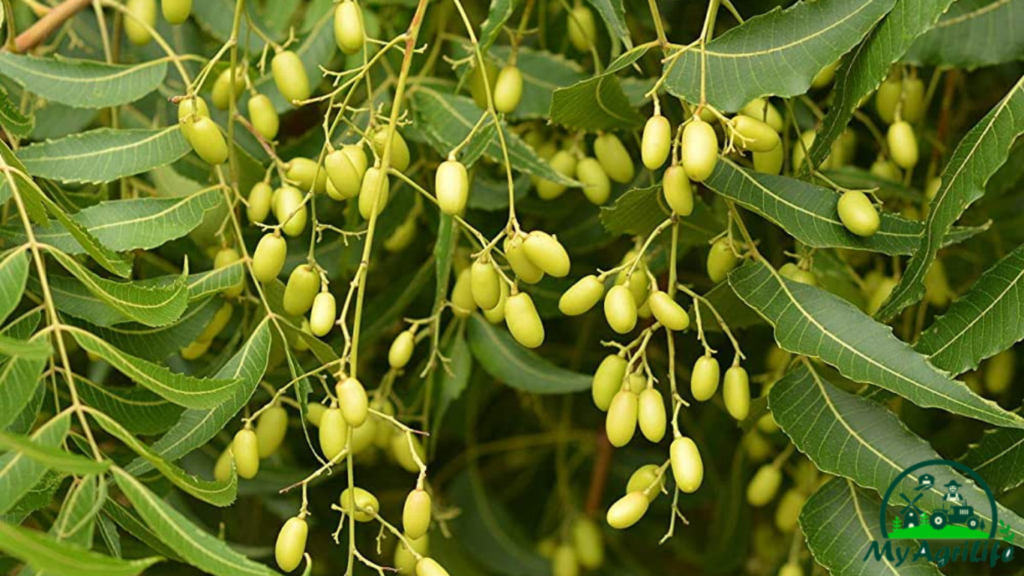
863;459;1015;568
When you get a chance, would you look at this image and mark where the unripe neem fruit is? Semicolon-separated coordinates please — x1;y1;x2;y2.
389;330;415;369
162;0;191;24
395;534;429;574
567;5;597;52
604;285;637;334
691;355;720;401
188;117;229;165
272;51;311;105
624;373;644;394
641;115;672;170
746;464;783;507
739;98;784;132
681;118;718;182
753;145;784;175
273;186;308;237
536;150;577;200
887;121;918;169
648;290;689;331
252;233;287;283
197;302;233;342
471;260;501;310
324;149;361;200
494;66;524;113
592;354;626;411
306;403;326;427
523;231;570;277
811;60;838;89
350;418;378;455
371;128;411;172
775;488;806;532
212;68;244;110
627;464;664;500
334;0;365;55
359;167;390;219
723;365;751;421
319;407;349;460
901;76;926;123
483;280;509;324
275;516;308;572
247;182;273;223
594;133;635;184
470;59;498;109
505;292;545;348
180;339;210;360
391;433;426;473
309;292;337;337
248;94;279;140
637;388;666;443
340;487;379;522
177;96;208;142
214;247;244;298
283;265;320;316
416;558;450;576
707;238;738;283
870;157;901;182
606;492;648;529
663;165;693;216
606;390;638;447
403;489;432;540
552;545;579;576
450;267;476;319
343;144;369;176
837;190;879;237
286;158;328;195
214;448;233;482
779;263;817;287
780;563;804;576
256;404;288;458
791;129;816;172
232;428;260;479
505;235;544;284
670;436;703;493
559;275;604;316
436;159;469;215
731;115;780;153
575;157;611;205
875;75;901;125
125;0;156;45
571;518;604;569
336;377;369;427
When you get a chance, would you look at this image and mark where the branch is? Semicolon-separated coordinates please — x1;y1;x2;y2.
11;0;92;53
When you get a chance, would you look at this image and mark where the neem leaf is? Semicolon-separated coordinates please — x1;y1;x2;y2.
0;53;167;109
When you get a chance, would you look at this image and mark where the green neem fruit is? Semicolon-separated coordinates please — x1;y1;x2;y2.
753;144;784;175
870;157;901;181
707;238;739;283
592;354;626;411
177;96;208;141
391;433;426;472
403;489;432;540
731;115;780;153
811;60;838;89
349;418;377;455
925;176;942;202
470;59;498;109
779;263;817;287
188;117;228;165
775;488;806;533
283;265;320;316
359;167;390;219
901;76;926;123
552;545;579;576
273;186;308;237
780;563;804;576
627;464;664;500
180;339;210;360
214;448;233;482
272;51;311;105
576;157;611;205
371;127;411;172
247;182;273;223
648;290;689;331
641;115;672;170
484;280;509;324
162;0;191;24
286;158;327;194
505;292;545;348
985;350;1015;394
626;373;646;394
594;133;635;184
309;292;337;337
536;150;577;200
504;235;544;284
319;407;349;460
450;268;476;319
293;319;312;352
275;516;307;572
739;98;784;132
691;355;720;402
395;535;429;575
436;159;469;215
340;487;379;522
791;129;816;172
723;366;750;420
471;260;501;310
232;428;260;479
559;275;605;316
837;190;879;237
681;118;718;182
604;285;637;334
306;403;326;427
670;436;703;493
875;75;901;125
637;388;666;443
887;121;918;169
662;165;693;216
324;149;360;200
606;390;638;447
214;247;244;298
343;144;369;176
198;302;233;342
248;94;279;140
831;128;858;167
571;518;604;569
256;405;288;457
747;464;783;507
252;233;287;283
125;0;156;45
416;558;450;576
524;231;570;277
567;5;597;51
336;377;369;427
606;492;648;529
494;66;524;113
334;0;365;55
212;67;244;110
389;330;415;369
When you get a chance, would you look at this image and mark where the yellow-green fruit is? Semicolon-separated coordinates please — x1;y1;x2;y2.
626;373;646;394
792;130;817;172
255;404;288;458
252;234;287;283
349;419;378;455
592;355;627;411
272;51;311;105
627;464;664;500
606;390;639;447
293;319;312;352
681;118;719;182
197;302;233;342
307;403;326;427
395;534;429;574
391;433;426;473
524;231;570;277
403;489;432;540
637;388;666;443
753;145;785;175
340;487;379;522
775;488;806;532
567;5;597;51
985;350;1015;394
273;186;308;237
436;160;469;215
334;0;365;55
336;377;369;427
604;285;637;334
536;150;577;200
901;76;926;123
723;366;750;421
747;464;783;507
188;117;228;165
779;263;817;286
925;177;942;202
177;96;208;142
832;128;858;167
450;268;476;319
707;238;739;283
416;558;450;576
275;516;308;572
247;182;273;223
484;280;509;324
875;75;901;124
552;545;579;576
662;165;694;216
505;292;545;348
286;158;327;194
866;276;897;315
325;149;361;200
691;355;720;402
470;60;498;109
359;167;390;219
343;143;369;176
494;66;524;113
837;190;880;237
371;128;411;172
642;115;672;170
180;339;210;360
780;563;804;576
731;115;780;153
576;157;611;205
125;0;156;45
594;133;635;184
162;0;191;24
283;265;320;316
385;218;417;254
232;428;260;479
309;292;337;337
887;121;918;169
571;518;604;569
744;430;773;461
212;68;244;110
214;448;232;482
606;492;649;529
214;247;244;298
505;235;544;284
389;330;415;369
648;290;689;331
740;98;784;132
670;436;703;493
471;260;501;310
870;157;901;182
319;407;349;460
812;60;839;88
559;275;604;316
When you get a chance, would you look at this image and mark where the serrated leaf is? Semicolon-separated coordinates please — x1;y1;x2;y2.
877;76;1024;320
549;44;649;131
586;0;632;48
71;330;241;410
188;264;245;300
0;414;69;515
729;260;1024;429
491;46;586;120
251;9;334;111
905;0;1024;68
101;500;182;562
599;184;722;240
111;467;278;576
479;0;517;53
0;248;29;325
0;429;109;475
960;427;1024;495
0;53;167;109
75;375;184;436
0;356;47;430
18;127;190;185
0;521;160;576
665;0;897;112
467;314;590;394
0;333;50;359
0;89;34;137
51;474;106;548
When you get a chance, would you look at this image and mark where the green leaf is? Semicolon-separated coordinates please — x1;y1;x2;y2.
101;500;182;562
877;76;1024;320
729;260;1024;429
599;184;722;241
18;127;190;185
806;0;957;169
0;356;47;430
467;314;590;394
190;0;274;54
586;0;632;48
0;89;34;137
549;45;649;131
0;521;160;576
111;467;279;576
71;330;241;410
0;53;167;109
0;430;109;475
251;9;334;112
51;474;106;547
960;427;1024;495
75;297;221;363
434;333;471;430
0;248;29;325
491;46;586;120
362;257;435;345
479;0;517;53
905;0;1024;67
0;333;50;359
665;0;897;112
188;264;245;301
75;375;184;436
0;414;69;515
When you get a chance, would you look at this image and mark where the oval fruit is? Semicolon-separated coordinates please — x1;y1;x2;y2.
371;128;411;172
662;165;693;216
552;545;579;576
985;350;1015;394
309;292;337;337
791;129;817;172
306;403;326;427
336;377;369;427
606;492;648;529
450;267;476;319
627;464;664;500
706;238;738;283
273;186;308;237
483;280;509;324
180;339;210;360
594;133;634;184
567;5;597;52
606;390;638;447
232;428;260;479
436;159;469;215
505;292;545;348
494;66;524;113
780;563;803;576
648;290;688;331
359;167;390;219
334;0;365;55
811;60;838;89
691;355;720;401
591;354;626;411
340;487;379;522
162;0;191;24
775;488;806;532
319;407;349;460
753;145;784;175
571;518;604;569
247;182;273;223
875;75;901;125
403;489;432;540
416;558;450;576
837;190;879;237
177;96;208;141
214;247;244;298
214;448;232;482
746;464;783;507
125;0;156;45
641;115;672;170
523;231;570;277
887;121;918;169
247;93;280;141
604;285;637;334
188;117;228;165
256;404;288;457
505;235;544;284
272;51;311;105
252;234;287;283
471;260;501;310
283;265;320;316
870;157;901;181
779;263;817;287
395;535;429;574
681;118;718;182
389;330;415;369
470;59;498;109
739;98;783;132
325;149;361;200
536;150;576;200
723;365;751;420
576;157;611;205
196;302;233;342
670;436;703;493
275;516;308;572
559;275;604;316
212;67;244;110
731;115;780;153
391;433;426;472
286;158;327;194
637;388;666;443
901;76;926;123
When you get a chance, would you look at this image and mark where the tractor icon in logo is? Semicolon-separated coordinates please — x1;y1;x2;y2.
927;480;985;532
881;460;997;541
